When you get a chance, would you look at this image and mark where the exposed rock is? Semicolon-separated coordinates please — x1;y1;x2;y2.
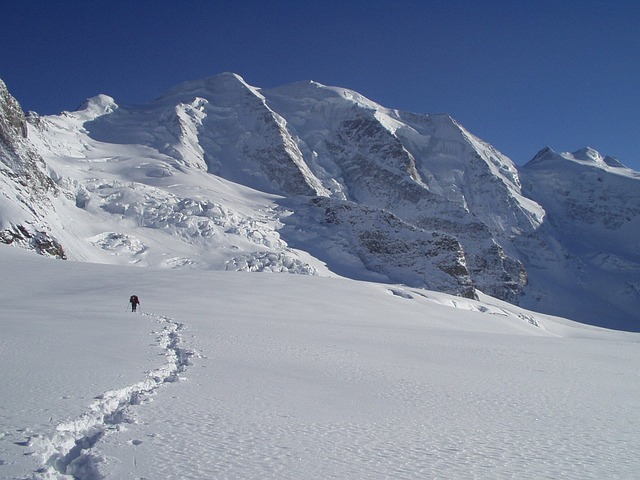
0;79;62;256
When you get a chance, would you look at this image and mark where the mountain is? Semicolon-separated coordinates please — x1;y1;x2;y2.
0;73;638;330
519;146;640;329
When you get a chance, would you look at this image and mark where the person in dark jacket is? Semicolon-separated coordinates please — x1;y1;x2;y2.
129;295;140;312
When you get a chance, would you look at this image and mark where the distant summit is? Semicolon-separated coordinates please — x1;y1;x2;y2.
526;145;636;176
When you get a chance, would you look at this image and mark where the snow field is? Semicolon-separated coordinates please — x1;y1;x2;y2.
100;301;638;479
0;245;639;479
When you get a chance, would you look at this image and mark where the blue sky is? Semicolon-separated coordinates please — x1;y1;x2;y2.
1;0;638;169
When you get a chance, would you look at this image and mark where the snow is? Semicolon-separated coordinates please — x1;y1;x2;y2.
519;147;640;329
4;73;634;330
1;244;639;479
3;72;640;477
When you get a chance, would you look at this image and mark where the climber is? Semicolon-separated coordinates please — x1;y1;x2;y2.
129;294;140;312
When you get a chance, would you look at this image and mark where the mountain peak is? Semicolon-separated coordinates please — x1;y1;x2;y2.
565;147;635;173
569;146;603;164
155;72;260;104
266;79;386;113
76;94;118;117
526;146;556;165
570;147;630;170
527;146;628;168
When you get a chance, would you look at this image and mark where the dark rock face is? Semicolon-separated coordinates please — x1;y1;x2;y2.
285;197;476;299
0;225;66;258
0;79;64;258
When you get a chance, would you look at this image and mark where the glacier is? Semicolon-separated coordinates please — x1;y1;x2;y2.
0;73;638;330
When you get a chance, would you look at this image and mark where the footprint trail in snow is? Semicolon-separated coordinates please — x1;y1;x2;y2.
24;313;194;479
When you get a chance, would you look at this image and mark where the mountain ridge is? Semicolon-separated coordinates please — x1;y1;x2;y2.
1;73;638;330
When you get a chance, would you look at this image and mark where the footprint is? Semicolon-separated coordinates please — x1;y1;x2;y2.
22;312;193;478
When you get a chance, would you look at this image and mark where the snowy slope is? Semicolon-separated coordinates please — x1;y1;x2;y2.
1;244;639;479
1;74;639;330
23;91;323;273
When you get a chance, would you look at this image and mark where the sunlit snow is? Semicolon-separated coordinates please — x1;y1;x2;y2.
0;245;638;479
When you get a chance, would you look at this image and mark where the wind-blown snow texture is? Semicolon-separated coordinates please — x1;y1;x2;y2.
1;245;639;479
1;73;639;330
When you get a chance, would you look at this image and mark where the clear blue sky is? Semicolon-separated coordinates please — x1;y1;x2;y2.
1;0;639;169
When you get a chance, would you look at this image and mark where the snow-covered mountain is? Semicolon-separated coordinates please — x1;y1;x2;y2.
519;147;640;329
1;73;638;330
